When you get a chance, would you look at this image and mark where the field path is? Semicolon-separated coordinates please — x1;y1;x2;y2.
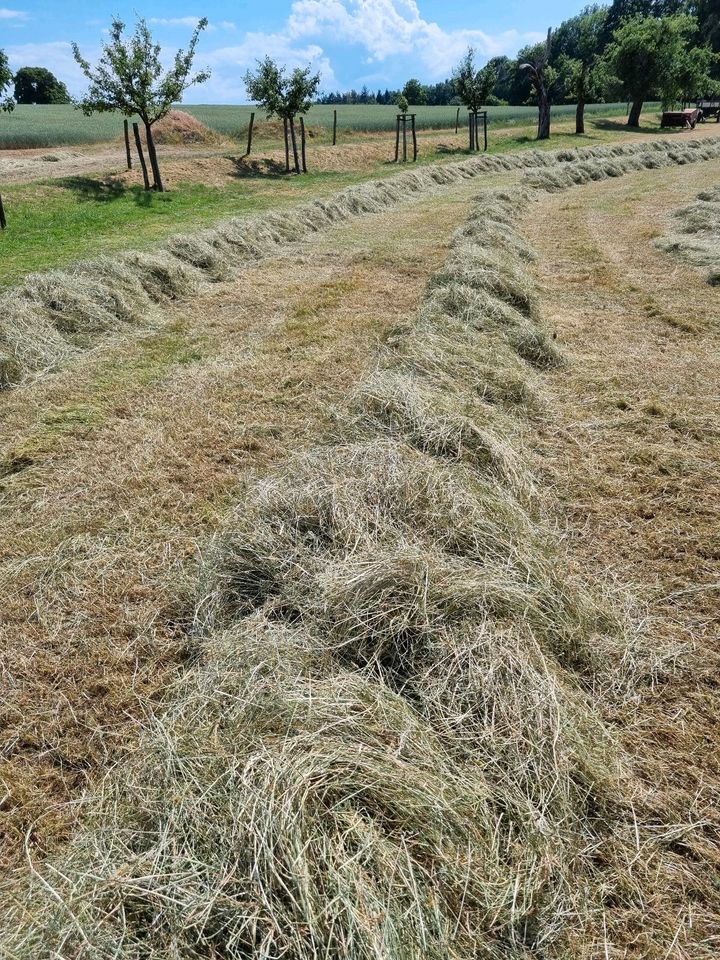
523;160;720;958
0;175;487;871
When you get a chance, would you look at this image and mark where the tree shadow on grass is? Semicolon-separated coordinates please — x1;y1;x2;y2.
590;117;664;136
227;155;290;179
52;176;156;206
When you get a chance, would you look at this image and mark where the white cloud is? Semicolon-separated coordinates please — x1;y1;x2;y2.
288;0;543;76
202;32;335;101
0;7;27;19
5;40;87;88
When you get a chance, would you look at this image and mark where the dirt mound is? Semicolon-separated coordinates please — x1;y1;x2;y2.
153;111;219;145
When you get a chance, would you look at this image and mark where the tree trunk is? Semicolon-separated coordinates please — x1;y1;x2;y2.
283;118;290;173
628;99;643;127
289;116;301;174
133;123;151;191
537;83;551;140
576;97;585;135
144;122;164;192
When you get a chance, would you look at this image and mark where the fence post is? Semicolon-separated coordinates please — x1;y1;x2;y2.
332;108;337;146
123;119;132;170
132;123;151;190
0;194;6;230
411;113;417;161
300;116;307;173
246;111;255;157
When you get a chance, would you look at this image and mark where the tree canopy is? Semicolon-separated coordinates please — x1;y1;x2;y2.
244;57;320;120
452;48;497;113
604;12;716;123
14;66;70;104
402;78;427;104
72;17;210;125
0;49;14;112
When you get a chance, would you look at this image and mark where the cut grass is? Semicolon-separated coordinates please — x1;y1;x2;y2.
655;184;720;283
2;185;666;960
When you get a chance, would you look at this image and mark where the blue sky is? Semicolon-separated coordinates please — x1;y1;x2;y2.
1;0;583;102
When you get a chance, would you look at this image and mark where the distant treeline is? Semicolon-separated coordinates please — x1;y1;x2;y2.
317;0;720;107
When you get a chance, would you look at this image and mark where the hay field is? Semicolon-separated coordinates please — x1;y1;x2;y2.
1;126;719;958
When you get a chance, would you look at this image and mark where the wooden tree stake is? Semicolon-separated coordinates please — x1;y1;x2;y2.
455;106;460;134
246;111;255;156
123;119;132;170
283;117;290;173
332;108;337;146
0;194;6;230
468;112;474;151
402;116;407;162
299;116;308;173
394;115;400;162
411;114;417;161
132;123;151;190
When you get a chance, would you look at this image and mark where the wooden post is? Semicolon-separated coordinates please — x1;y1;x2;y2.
283;117;290;173
0;194;6;230
474;112;480;151
402;115;407;162
411;114;417;161
245;111;255;157
299;116;307;173
132;123;151;190
455;106;460;134
468;112;474;151
332;108;337;146
394;114;400;162
482;111;488;152
123;119;132;170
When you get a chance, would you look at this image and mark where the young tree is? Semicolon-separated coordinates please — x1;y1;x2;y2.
244;57;321;174
553;7;609;133
397;93;409;113
0;50;14;112
402;78;427;104
605;13;704;125
14;67;71;104
452;48;497;113
72;17;210;192
519;30;557;139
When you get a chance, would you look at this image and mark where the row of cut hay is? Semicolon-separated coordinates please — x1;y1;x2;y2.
655;185;720;284
3;135;719;391
524;138;720;193
3;189;667;959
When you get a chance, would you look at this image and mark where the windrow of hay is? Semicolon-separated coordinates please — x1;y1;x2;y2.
655;185;720;284
524;138;720;193
3;189;669;959
2;135;719;391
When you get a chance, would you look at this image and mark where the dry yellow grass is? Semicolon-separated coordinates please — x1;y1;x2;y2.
522;160;720;958
0;177;486;872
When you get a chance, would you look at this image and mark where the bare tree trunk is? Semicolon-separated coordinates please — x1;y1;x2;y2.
576;97;585;134
289;116;301;174
628;99;643;127
144;122;164;192
283;118;290;173
537;81;551;140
